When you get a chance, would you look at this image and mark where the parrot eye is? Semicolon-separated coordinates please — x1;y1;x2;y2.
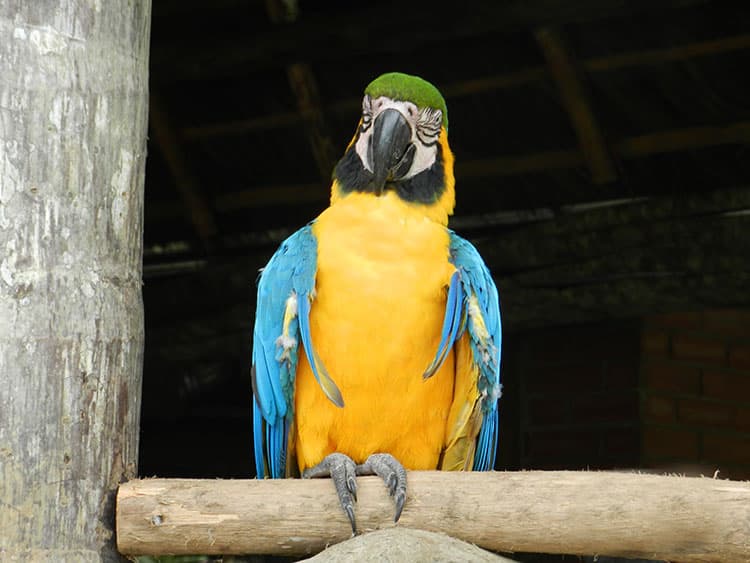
416;108;442;147
361;95;373;133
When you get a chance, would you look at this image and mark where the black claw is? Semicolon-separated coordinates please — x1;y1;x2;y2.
357;453;408;523
394;491;406;522
344;504;357;534
303;453;360;534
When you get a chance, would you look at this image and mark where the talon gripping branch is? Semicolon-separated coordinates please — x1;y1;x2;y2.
251;72;502;533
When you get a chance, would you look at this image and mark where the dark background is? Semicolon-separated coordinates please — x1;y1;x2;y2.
138;0;750;494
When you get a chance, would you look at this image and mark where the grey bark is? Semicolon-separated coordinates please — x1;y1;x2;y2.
0;1;150;561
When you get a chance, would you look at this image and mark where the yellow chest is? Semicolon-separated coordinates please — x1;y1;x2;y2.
293;192;457;471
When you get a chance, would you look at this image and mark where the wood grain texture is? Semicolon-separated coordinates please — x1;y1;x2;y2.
116;471;750;561
0;1;150;560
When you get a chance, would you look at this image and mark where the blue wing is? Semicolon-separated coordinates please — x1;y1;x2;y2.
251;224;342;479
443;232;502;471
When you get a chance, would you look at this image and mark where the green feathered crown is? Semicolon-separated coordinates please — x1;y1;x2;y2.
365;72;448;131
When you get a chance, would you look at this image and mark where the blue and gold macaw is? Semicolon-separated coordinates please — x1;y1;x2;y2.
252;72;502;532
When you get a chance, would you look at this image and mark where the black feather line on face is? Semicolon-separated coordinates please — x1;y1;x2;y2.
333;137;446;204
333;143;373;194
394;141;446;204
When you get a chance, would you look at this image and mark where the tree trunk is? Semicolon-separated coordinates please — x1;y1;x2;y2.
0;2;150;561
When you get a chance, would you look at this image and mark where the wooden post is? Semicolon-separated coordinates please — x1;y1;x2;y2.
0;1;150;560
116;471;750;561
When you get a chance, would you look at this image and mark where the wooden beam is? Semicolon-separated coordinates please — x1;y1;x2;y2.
584;32;750;72
151;0;711;82
286;62;339;181
213;182;327;211
479;185;750;274
534;27;617;184
265;0;338;182
618;120;750;157
116;471;750;560
180;71;546;140
183;111;303;140
149;94;218;242
263;0;297;23
181;32;750;140
441;68;548;98
499;271;750;329
459;148;583;178
480;185;750;327
458;120;750;180
142;186;750;334
150;118;750;217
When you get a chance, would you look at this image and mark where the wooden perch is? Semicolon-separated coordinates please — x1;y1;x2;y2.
116;471;750;560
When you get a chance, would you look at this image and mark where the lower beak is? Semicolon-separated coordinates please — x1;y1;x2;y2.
369;108;414;195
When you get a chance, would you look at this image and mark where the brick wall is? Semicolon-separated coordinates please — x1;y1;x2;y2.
515;321;641;469
640;310;750;480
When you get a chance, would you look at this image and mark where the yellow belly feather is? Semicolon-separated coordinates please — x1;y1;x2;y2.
294;192;457;472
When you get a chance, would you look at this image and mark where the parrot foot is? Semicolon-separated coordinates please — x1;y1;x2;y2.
302;453;358;534
356;453;408;523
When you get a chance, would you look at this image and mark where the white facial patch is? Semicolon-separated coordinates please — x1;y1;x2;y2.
354;95;442;179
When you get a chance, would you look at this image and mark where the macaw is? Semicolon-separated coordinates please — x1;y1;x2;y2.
251;72;502;532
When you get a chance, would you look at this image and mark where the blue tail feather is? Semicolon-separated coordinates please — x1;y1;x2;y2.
473;408;498;471
252;402;266;478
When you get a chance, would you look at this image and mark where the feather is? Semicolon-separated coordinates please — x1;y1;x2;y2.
440;334;483;470
297;294;344;408
442;232;503;471
251;225;320;478
423;270;463;379
253;335;279;420
473;409;498;471
252;400;266;478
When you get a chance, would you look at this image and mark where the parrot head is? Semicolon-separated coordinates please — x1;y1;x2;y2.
331;72;455;223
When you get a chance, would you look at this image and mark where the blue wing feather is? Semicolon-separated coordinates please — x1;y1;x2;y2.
297;294;344;407
448;232;503;471
253;332;281;421
423;270;463;379
251;225;320;478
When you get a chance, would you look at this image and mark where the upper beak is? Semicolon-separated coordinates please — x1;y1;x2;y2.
368;108;415;195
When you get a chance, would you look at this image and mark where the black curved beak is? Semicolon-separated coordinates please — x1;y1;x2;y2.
368;108;415;195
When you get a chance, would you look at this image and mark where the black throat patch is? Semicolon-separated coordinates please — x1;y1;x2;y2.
333;141;446;204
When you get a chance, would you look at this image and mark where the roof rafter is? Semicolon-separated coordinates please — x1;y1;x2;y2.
266;0;338;182
534;27;617;184
151;0;711;82
149;93;218;244
147;120;750;219
182;32;750;140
